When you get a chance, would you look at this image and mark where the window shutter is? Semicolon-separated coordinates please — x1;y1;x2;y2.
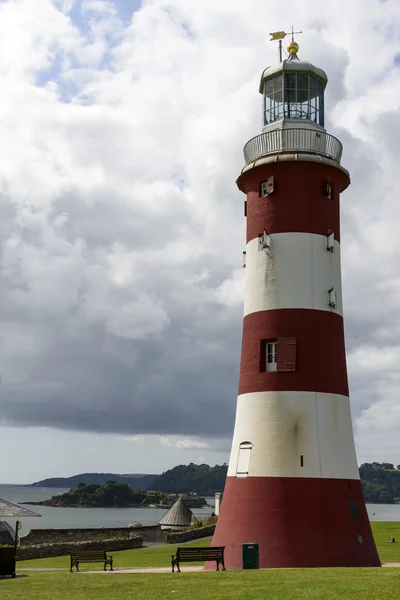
258;230;270;251
329;287;337;308
259;339;267;372
327;231;335;252
277;337;296;372
244;200;247;217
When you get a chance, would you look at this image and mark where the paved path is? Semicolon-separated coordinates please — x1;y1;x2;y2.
85;566;204;574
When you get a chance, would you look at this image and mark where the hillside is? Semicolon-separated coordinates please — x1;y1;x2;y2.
26;481;168;508
151;463;228;495
31;473;157;489
30;462;400;503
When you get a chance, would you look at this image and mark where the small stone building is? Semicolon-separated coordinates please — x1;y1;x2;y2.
159;497;193;531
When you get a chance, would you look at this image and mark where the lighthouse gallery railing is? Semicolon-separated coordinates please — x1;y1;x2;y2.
243;129;343;165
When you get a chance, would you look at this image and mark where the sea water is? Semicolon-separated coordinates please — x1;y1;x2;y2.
0;485;215;535
0;484;396;535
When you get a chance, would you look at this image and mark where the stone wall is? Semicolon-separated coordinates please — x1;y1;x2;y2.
17;536;143;561
165;524;215;544
21;525;162;546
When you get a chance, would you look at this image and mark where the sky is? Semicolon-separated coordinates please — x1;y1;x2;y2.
0;0;400;483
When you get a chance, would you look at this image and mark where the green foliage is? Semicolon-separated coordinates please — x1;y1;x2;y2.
45;482;168;508
190;515;218;529
151;463;228;495
360;463;399;503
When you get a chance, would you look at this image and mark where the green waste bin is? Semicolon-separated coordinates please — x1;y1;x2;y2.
242;542;259;569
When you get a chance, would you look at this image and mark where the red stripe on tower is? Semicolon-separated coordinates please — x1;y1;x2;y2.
207;39;380;569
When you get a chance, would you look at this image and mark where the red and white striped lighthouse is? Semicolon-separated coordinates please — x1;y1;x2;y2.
209;39;380;569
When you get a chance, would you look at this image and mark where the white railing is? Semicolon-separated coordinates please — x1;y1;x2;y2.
243;129;343;165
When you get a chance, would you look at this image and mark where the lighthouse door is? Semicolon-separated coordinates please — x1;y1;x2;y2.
236;442;252;478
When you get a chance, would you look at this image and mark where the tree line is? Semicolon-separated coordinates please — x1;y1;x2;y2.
151;463;228;495
359;463;400;504
153;462;400;504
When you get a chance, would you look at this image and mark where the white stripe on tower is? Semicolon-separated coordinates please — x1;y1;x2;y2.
227;392;359;479
244;233;343;316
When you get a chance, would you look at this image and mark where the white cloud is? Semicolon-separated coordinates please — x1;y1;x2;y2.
160;436;208;451
0;0;399;481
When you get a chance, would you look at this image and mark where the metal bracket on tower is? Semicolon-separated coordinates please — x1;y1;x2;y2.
327;230;335;253
328;287;337;309
258;230;270;252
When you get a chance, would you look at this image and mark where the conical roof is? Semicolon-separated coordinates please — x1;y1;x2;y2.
0;521;15;545
159;497;193;527
0;497;41;520
259;49;327;93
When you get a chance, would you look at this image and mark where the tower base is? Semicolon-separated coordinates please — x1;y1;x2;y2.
207;476;380;569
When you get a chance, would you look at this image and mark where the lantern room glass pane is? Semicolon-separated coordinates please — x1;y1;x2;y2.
264;73;325;126
297;74;308;89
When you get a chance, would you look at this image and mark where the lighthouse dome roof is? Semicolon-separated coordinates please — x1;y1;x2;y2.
259;50;327;93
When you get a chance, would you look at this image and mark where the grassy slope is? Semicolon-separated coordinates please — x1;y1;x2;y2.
368;522;400;563
17;538;211;570
2;569;400;600
17;522;400;570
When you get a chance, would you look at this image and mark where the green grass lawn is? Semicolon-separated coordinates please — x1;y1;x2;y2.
2;522;400;600
17;522;400;570
17;538;211;570
2;568;400;600
368;522;400;563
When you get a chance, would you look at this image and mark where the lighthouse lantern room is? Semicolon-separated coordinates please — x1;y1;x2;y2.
208;36;381;569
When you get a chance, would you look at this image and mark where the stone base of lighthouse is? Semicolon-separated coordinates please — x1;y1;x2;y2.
206;477;380;569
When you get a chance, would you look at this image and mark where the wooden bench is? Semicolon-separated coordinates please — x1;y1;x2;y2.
69;550;113;572
171;546;226;572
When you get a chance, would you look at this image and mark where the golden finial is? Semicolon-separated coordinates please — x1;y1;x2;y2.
270;26;302;62
287;40;299;55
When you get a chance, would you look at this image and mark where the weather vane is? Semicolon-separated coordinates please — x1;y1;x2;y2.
269;26;303;62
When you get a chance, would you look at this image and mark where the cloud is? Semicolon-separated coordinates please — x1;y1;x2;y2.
0;0;399;463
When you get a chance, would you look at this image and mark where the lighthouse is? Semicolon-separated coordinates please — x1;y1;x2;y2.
209;38;381;569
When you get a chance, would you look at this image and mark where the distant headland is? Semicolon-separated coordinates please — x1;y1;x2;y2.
23;481;208;509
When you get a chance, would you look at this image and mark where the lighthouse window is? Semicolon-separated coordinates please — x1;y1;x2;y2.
324;181;334;199
236;442;252;477
266;341;278;372
261;176;274;197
